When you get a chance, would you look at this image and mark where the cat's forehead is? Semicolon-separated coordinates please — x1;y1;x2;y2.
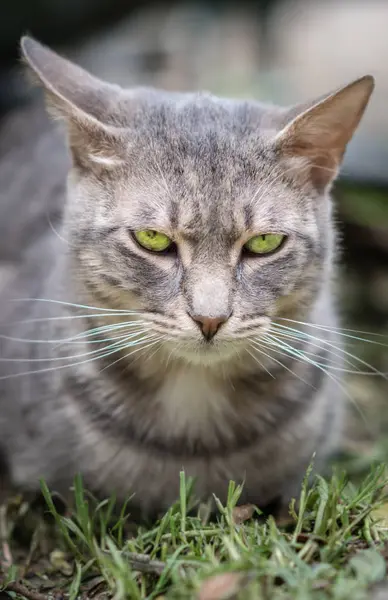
120;88;280;133
112;92;309;237
117;146;300;240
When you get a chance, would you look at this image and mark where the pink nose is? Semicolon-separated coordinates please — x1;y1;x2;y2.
191;314;229;340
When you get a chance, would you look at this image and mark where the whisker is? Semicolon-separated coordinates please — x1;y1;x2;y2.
47;213;74;247
0;322;148;345
68;320;148;336
245;346;275;379
276;317;388;347
261;335;383;377
269;325;359;369
144;338;166;364
270;324;388;380
265;332;360;376
165;341;182;368
100;336;165;373
0;333;160;381
10;298;141;314
100;336;162;373
4;313;146;327
52;329;150;349
255;335;370;429
54;321;149;346
268;328;361;370
0;331;156;364
248;341;311;388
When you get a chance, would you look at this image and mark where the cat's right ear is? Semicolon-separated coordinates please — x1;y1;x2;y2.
20;36;124;170
274;76;375;192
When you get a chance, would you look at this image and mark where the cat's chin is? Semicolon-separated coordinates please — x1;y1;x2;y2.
163;340;242;367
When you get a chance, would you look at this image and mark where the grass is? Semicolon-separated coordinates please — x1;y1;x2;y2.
1;463;388;599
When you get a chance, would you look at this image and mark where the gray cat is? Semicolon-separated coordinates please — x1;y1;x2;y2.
0;37;374;517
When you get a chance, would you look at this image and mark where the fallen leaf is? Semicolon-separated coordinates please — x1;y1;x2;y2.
198;572;242;600
232;504;255;525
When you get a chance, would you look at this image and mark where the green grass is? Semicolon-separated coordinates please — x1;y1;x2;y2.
1;463;388;599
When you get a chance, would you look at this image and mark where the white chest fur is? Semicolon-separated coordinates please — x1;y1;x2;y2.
154;366;234;442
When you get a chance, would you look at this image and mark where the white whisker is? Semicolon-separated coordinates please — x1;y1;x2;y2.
10;297;141;314
255;334;370;429
269;325;359;369
0;333;160;381
0;321;148;346
261;334;381;377
270;324;387;380
245;346;275;378
0;331;155;364
99;336;163;373
276;317;388;347
249;341;311;387
47;213;74;248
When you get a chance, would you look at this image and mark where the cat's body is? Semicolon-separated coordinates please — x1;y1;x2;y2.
0;38;374;516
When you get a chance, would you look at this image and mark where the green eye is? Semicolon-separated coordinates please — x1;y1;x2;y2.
134;230;173;252
244;233;285;255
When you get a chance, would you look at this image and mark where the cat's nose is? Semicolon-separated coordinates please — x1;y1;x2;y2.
190;314;229;341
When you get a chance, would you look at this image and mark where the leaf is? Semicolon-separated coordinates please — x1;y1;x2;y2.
68;562;82;600
231;504;255;525
198;573;242;600
313;475;329;535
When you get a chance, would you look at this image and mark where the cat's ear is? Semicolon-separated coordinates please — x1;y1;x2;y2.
275;76;375;191
20;36;124;170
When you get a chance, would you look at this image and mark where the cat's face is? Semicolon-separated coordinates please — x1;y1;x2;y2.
21;37;374;366
68;102;330;365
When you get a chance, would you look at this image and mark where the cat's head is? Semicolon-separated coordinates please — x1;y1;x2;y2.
21;37;374;366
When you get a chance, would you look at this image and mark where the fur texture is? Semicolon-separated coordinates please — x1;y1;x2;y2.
0;37;374;515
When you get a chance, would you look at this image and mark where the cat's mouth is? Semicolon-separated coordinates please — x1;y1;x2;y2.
162;336;249;367
145;314;272;366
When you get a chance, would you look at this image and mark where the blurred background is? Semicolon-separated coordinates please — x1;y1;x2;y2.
0;0;387;476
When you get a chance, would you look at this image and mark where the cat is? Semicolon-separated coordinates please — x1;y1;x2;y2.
0;36;374;517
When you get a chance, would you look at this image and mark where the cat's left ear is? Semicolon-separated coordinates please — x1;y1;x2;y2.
275;76;375;191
